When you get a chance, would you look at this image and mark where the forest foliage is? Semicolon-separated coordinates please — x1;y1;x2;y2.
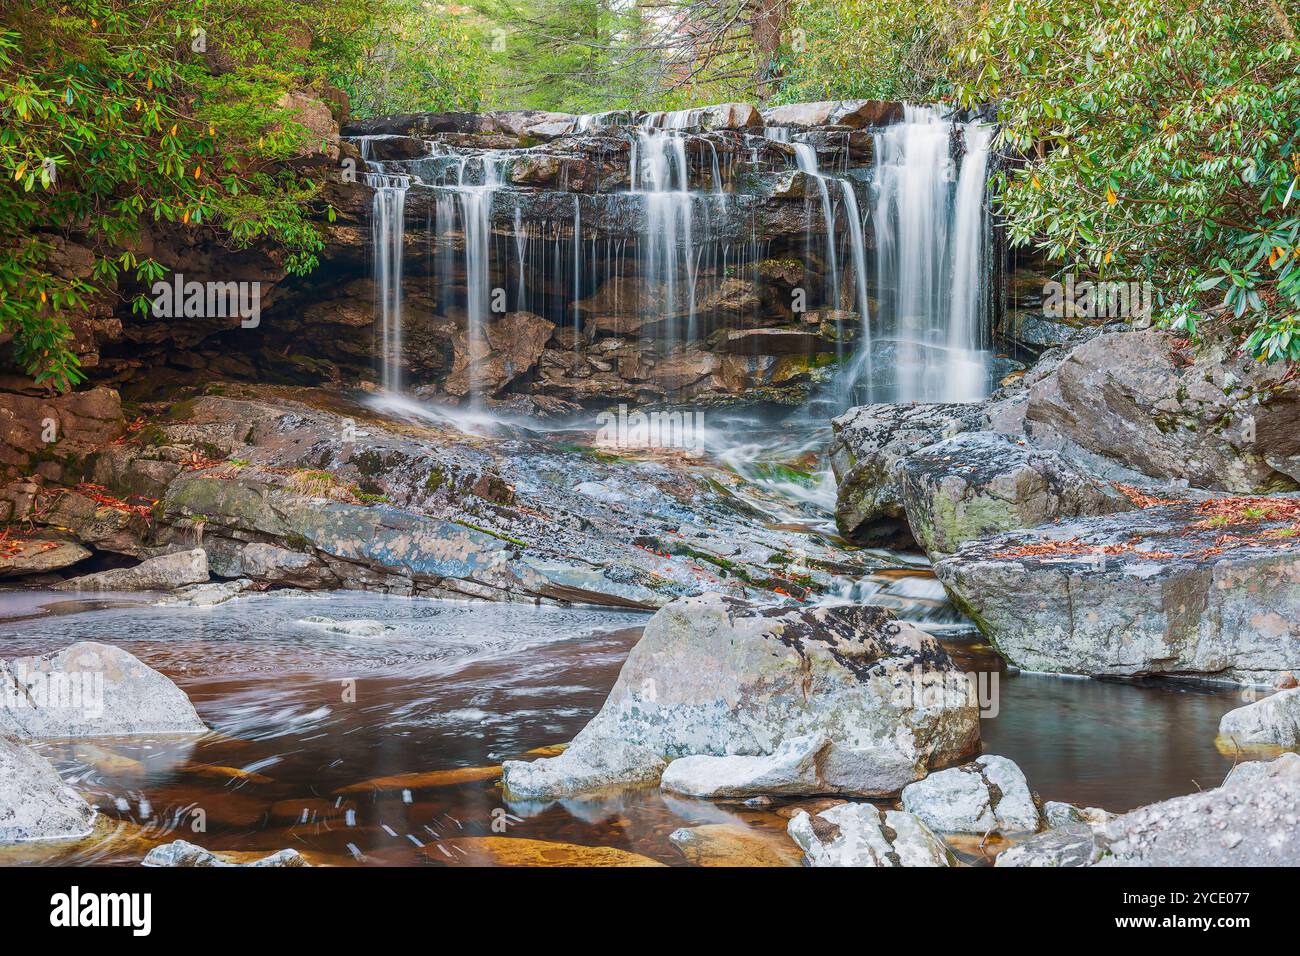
3;0;1299;390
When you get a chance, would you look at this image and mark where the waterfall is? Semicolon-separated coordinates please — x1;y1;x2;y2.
631;123;696;356
367;172;409;392
867;104;994;402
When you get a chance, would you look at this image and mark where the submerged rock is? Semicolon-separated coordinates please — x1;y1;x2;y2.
54;548;209;592
0;734;97;844
669;823;803;867
787;802;953;867
501;593;980;799
143;840;309;867
897;431;1129;558
1218;687;1300;748
900;755;1041;834
830;402;988;544
0;641;208;739
934;500;1300;683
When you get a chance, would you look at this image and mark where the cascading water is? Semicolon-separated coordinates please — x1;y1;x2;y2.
366;171;410;392
865;104;994;402
354;102;993;409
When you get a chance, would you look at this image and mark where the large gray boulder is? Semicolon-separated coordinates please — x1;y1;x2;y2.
1024;328;1300;493
830;402;988;544
934;500;1300;683
900;754;1041;834
1218;687;1300;748
897;431;1130;558
502;593;980;799
54;548;209;591
1094;753;1300;865
0;734;96;843
787;802;953;867
0;642;208;739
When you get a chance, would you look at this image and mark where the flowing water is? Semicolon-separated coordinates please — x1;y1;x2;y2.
866;104;994;402
0;583;1254;867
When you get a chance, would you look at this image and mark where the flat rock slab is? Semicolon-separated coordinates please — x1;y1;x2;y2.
934;499;1300;683
54;548;209;591
0;641;208;739
0;537;91;578
669;823;803;866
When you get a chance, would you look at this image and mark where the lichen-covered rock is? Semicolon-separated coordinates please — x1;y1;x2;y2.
502;593;980;799
1218;687;1300;748
830;402;989;544
0;641;208;739
0;734;97;844
1094;753;1300;865
900;755;1041;834
500;736;665;799
933;500;1300;683
787;802;953;867
1042;800;1115;829
54;548;209;592
897;431;1129;558
1024;328;1300;493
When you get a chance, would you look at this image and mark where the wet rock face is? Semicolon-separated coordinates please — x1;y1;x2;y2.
932;499;1300;684
787;802;953;867
897;431;1131;558
63;389;869;607
761;99;903;129
900;754;1041;834
830;402;989;544
1024;328;1300;493
502;593;981;799
0;735;97;844
0;641;208;739
0;385;125;481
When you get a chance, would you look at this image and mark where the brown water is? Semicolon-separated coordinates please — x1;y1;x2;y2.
0;589;1258;867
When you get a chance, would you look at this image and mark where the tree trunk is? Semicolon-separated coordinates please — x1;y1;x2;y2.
749;0;787;103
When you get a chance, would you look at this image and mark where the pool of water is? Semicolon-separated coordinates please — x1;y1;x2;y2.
0;589;1258;866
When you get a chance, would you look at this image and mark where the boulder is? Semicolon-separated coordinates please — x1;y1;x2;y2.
830;402;988;544
660;733;830;798
142;840;310;867
1094;753;1300;865
445;312;555;397
900;755;1041;834
1218;687;1300;748
1042;800;1115;829
761;99;902;129
54;548;209;592
787;802;953;867
994;824;1095;868
897;431;1130;558
501;593;980;799
0;385;125;479
933;500;1300;683
0;641;208;739
1024;328;1300;493
0;734;97;843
